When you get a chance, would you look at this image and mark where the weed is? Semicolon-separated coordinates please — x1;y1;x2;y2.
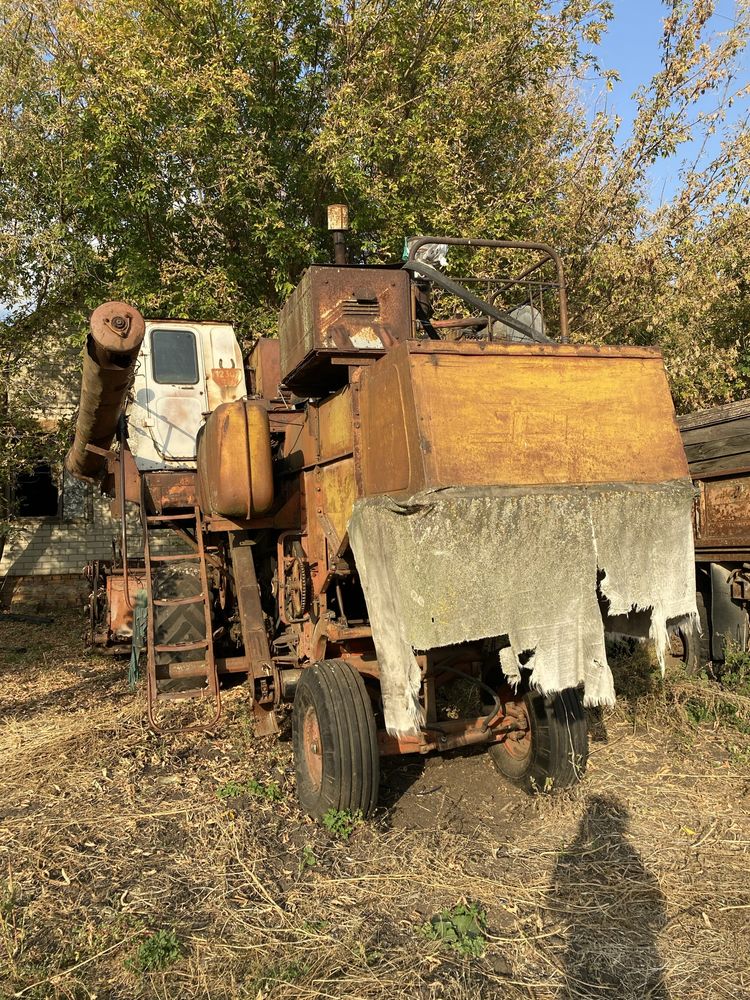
684;697;713;726
246;777;283;801
721;641;750;696
216;778;283;801
253;960;308;989
299;845;317;871
126;929;181;973
420;901;488;958
216;779;246;800
302;918;329;933
322;808;362;839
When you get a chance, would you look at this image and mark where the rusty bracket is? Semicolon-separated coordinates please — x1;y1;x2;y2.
228;531;279;736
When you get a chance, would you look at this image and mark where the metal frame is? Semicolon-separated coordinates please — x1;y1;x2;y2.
403;236;570;343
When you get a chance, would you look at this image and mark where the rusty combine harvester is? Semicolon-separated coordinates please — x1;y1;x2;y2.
67;230;698;818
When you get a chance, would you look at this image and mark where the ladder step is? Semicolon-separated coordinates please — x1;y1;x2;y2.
153;639;209;653
153;594;205;607
147;513;196;522
148;553;198;563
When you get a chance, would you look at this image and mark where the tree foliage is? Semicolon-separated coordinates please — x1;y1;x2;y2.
0;0;748;516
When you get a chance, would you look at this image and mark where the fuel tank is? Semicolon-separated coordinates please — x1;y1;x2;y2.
196;399;274;519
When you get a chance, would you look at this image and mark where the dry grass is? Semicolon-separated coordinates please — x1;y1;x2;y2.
0;613;749;999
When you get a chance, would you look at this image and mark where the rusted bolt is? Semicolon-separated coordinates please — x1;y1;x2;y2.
111;315;127;330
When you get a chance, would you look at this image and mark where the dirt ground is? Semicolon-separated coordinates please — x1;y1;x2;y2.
0;612;749;999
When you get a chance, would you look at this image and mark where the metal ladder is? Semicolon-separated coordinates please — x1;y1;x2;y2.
142;504;222;733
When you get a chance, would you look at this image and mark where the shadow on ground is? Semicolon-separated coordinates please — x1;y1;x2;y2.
550;794;669;1000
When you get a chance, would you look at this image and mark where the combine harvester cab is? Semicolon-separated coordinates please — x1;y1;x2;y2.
67;231;697;818
73;312;246;652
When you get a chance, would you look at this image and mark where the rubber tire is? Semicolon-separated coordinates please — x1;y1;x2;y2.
690;590;711;672
489;688;588;793
292;659;380;820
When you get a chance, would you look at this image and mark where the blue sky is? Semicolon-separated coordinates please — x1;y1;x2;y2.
587;0;748;204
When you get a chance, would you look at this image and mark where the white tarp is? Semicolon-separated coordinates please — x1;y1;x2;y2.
348;481;697;736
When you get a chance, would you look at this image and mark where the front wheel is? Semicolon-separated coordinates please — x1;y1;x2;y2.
292;659;380;820
489;688;588;792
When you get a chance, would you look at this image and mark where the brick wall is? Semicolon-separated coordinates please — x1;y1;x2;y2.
0;574;90;611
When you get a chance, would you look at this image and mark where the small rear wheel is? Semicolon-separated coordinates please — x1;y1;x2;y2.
292;659;380;820
489;688;588;792
685;590;711;674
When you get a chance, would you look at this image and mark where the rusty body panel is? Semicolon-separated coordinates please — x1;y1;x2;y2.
693;477;750;557
246;338;282;398
676;400;750;664
678;399;750;558
357;341;688;498
278;266;411;393
107;568;148;640
144;472;197;512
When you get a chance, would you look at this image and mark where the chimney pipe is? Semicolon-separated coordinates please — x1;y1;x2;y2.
327;204;349;265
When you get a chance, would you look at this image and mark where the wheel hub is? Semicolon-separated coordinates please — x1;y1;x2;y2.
499;700;531;761
301;705;323;791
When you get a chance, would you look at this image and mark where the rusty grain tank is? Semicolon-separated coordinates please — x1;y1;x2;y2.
68;233;697;819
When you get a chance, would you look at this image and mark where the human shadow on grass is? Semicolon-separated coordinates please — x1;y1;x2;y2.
550;795;670;1000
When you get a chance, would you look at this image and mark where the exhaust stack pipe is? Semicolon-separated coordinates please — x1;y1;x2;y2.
327;204;349;265
65;300;146;482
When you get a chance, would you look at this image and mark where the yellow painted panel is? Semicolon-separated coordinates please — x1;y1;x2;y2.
320;458;356;541
318;386;354;461
411;352;688;487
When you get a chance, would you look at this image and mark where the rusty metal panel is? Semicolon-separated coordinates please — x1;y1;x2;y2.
247;338;282;399
317;458;356;545
278;266;411;393
144;472;197;512
694;476;750;551
358;352;421;496
202;323;245;411
108;569;147;640
318;386;354;461
283;386;354;470
197;400;274;518
357;341;688;497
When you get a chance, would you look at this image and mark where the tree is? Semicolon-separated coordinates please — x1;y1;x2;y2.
0;0;748;525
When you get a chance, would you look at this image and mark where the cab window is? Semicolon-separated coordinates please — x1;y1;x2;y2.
151;329;199;385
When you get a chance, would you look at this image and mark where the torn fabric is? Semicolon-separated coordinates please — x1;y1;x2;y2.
348;481;697;736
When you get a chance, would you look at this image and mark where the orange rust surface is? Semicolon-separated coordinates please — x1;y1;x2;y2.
695;476;750;551
108;570;147;639
197;400;274;518
358;341;688;496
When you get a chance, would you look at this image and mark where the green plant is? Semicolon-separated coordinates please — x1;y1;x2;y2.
216;778;283;801
721;641;750;696
420;902;488;958
299;845;317;871
246;778;283;801
216;779;246;800
322;808;362;840
126;929;181;973
253;960;308;989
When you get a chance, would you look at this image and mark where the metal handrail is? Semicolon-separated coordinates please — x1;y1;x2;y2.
403;236;570;343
